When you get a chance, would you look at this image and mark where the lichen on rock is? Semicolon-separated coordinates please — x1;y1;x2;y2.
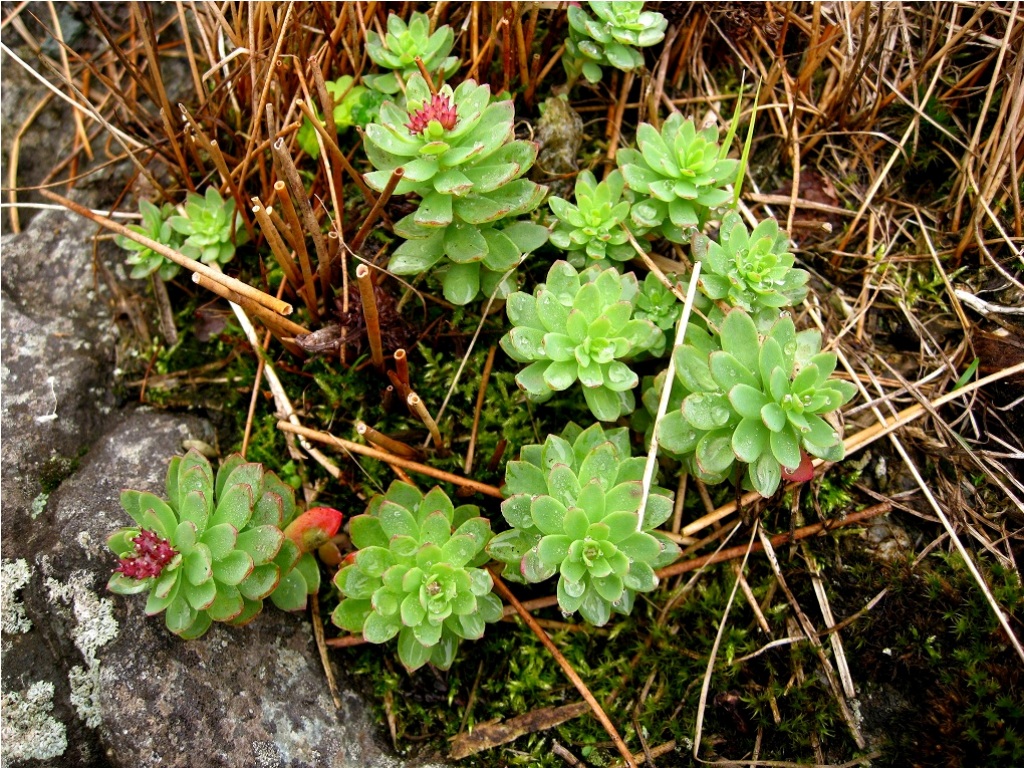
1;558;33;635
0;681;68;766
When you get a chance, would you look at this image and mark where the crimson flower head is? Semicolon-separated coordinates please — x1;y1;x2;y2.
115;529;177;580
405;92;457;134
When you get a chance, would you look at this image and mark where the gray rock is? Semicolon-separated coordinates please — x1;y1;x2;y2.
1;205;438;768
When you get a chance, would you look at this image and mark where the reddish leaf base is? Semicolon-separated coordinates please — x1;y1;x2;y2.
284;507;344;553
780;451;815;483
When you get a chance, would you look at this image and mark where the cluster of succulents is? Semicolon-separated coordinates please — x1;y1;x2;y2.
298;75;385;158
364;11;460;96
564;1;668;84
547;169;646;268
116;199;186;280
365;74;548;304
693;211;810;312
618;114;739;241
332;482;501;672
107;451;342;638
654;308;857;496
167;187;248;266
500;261;664;422
487;423;679;626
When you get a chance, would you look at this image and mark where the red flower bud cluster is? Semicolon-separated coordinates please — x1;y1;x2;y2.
405;93;457;134
115;530;177;579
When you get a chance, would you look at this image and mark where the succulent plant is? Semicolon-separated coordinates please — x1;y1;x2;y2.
617;114;739;241
656;308;857;496
364;11;460;95
693;211;810;312
390;213;549;306
332;482;501;672
107;451;342;638
298;75;385;158
487;423;679;626
500;261;663;421
364;75;540;200
548;169;646;268
116;199;189;281
564;1;668;84
167;187;247;266
366;74;549;304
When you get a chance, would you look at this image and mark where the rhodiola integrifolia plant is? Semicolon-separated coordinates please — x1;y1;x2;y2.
112;7;858;673
331;482;500;672
564;1;668;84
487;423;679;626
364;73;548;304
364;11;460;96
107;450;341;638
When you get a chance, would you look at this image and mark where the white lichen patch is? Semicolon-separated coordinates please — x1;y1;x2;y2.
68;664;102;728
45;571;119;662
0;681;68;766
45;571;119;728
1;559;33;634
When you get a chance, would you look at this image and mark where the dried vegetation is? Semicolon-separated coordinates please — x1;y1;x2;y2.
2;2;1022;766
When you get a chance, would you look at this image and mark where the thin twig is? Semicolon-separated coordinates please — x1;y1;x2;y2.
489;570;638;768
40;189;293;317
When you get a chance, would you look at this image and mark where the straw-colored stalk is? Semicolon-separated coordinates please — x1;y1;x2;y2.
355;264;384;370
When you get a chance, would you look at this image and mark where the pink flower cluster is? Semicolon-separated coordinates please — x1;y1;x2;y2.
405;92;457;134
115;530;177;579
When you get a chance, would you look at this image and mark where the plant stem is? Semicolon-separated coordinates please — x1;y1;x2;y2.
351;166;404;251
40;189;293;316
489;570;639;768
276;420;503;497
356;422;421;459
407;391;445;451
356;264;384;370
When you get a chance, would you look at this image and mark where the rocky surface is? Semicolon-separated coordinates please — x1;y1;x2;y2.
1;204;441;767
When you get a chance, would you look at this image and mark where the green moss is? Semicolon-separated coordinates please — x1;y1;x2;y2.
38;454;80;494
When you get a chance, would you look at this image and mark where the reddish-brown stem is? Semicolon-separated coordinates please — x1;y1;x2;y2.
489;571;638;768
356;421;421;459
276;420;503;498
413;55;436;93
356;264;384;370
464;345;497;474
351;166;404;251
393;348;411;392
40;189;292;316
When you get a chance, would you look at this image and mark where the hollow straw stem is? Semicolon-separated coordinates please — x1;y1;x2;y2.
356;422;421;459
192;272;308;356
40;189;292;316
274;180;319;323
393;348;410;393
272;137;330;307
413;56;437;93
387;370;412;401
350;166;404;252
188;270;305;333
407;392;444;450
251;200;303;299
276;420;502;498
356;264;384;370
